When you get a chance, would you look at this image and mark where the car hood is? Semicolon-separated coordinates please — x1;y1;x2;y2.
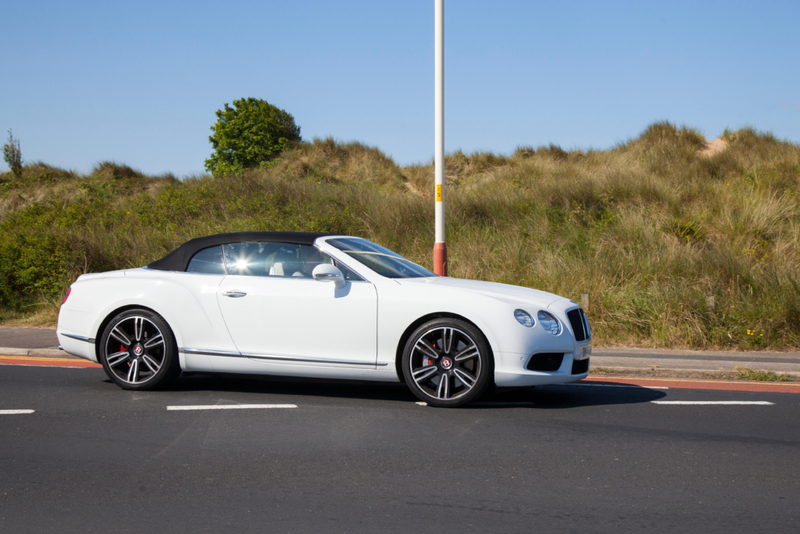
396;277;565;308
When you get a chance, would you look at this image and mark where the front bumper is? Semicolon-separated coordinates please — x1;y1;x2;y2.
494;342;591;387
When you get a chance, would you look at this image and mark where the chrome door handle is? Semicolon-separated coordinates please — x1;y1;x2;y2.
224;290;247;298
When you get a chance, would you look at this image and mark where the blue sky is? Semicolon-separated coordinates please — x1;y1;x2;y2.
2;0;798;176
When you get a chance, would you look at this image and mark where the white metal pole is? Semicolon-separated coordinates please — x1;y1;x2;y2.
433;0;447;276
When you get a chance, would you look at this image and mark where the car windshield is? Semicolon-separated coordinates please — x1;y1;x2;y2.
326;238;436;279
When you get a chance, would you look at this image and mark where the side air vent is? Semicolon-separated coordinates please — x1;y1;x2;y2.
567;308;590;342
526;353;565;372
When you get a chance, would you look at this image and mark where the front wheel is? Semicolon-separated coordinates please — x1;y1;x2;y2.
401;318;493;407
98;309;181;390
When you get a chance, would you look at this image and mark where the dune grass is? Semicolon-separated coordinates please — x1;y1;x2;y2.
1;123;799;350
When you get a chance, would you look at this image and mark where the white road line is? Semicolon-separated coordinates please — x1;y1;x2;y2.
0;409;35;415
415;401;534;407
166;404;297;411
564;383;669;390
651;401;774;405
472;401;535;407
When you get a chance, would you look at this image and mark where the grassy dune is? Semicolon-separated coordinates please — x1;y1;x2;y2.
1;122;799;350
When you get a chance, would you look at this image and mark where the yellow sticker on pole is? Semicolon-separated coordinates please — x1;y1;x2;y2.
436;184;442;202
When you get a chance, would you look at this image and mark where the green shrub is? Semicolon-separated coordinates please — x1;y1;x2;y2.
204;97;301;176
2;130;23;178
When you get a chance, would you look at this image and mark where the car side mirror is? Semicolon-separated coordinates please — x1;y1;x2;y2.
312;264;346;289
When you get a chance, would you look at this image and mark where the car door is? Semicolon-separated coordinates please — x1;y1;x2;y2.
216;242;378;366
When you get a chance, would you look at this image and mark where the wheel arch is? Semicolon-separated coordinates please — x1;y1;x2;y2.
394;312;495;383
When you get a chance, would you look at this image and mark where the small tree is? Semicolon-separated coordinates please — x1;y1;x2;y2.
3;129;22;178
204;97;301;176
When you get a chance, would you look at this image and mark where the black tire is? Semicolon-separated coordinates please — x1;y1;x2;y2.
98;308;181;390
401;318;493;407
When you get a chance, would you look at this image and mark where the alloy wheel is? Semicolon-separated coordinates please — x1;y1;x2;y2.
407;326;483;403
103;315;167;385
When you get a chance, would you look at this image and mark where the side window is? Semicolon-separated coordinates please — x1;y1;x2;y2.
266;244;305;277
334;261;362;281
220;242;362;280
187;246;226;275
223;242;281;276
269;244;337;278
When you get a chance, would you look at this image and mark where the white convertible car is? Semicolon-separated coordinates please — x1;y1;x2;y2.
57;232;591;407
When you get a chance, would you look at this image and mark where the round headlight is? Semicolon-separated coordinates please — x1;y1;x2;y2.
537;311;561;335
514;309;534;328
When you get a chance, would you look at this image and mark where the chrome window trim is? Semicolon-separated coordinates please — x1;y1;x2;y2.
61;333;96;344
181;347;386;367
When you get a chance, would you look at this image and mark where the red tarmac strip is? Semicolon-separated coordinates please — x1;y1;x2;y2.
583;376;800;394
0;355;101;368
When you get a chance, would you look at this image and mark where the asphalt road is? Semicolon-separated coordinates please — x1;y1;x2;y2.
1;365;798;533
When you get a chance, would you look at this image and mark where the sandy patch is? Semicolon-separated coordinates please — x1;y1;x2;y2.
698;138;729;158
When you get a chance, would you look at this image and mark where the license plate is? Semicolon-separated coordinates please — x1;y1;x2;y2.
578;344;592;360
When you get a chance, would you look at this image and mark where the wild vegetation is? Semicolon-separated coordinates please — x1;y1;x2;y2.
204;97;302;176
1;122;799;350
3;130;23;178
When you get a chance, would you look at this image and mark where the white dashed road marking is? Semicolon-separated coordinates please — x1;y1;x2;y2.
166;404;297;411
0;409;35;415
472;401;535;407
415;401;534;407
651;401;774;405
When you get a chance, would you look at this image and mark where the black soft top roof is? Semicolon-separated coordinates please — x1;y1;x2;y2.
147;231;335;272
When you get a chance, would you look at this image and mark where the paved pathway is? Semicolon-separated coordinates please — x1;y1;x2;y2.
592;347;800;377
0;327;59;349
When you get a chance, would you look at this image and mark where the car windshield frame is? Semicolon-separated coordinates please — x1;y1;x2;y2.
325;238;437;279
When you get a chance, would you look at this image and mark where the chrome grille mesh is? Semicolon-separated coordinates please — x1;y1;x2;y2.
567;308;590;342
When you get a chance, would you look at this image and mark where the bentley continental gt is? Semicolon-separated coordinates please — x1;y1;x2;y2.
57;232;592;407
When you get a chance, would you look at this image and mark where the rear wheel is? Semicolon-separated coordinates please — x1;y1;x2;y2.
401;318;493;407
98;309;181;390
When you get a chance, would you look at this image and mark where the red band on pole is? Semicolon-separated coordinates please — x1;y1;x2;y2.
433;242;448;276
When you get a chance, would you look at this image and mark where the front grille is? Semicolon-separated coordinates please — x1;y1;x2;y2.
571;358;589;374
526;353;565;372
567;308;590;342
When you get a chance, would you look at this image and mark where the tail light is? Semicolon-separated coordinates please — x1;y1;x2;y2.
62;287;72;304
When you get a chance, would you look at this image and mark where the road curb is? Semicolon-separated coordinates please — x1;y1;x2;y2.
589;367;800;380
0;347;70;358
